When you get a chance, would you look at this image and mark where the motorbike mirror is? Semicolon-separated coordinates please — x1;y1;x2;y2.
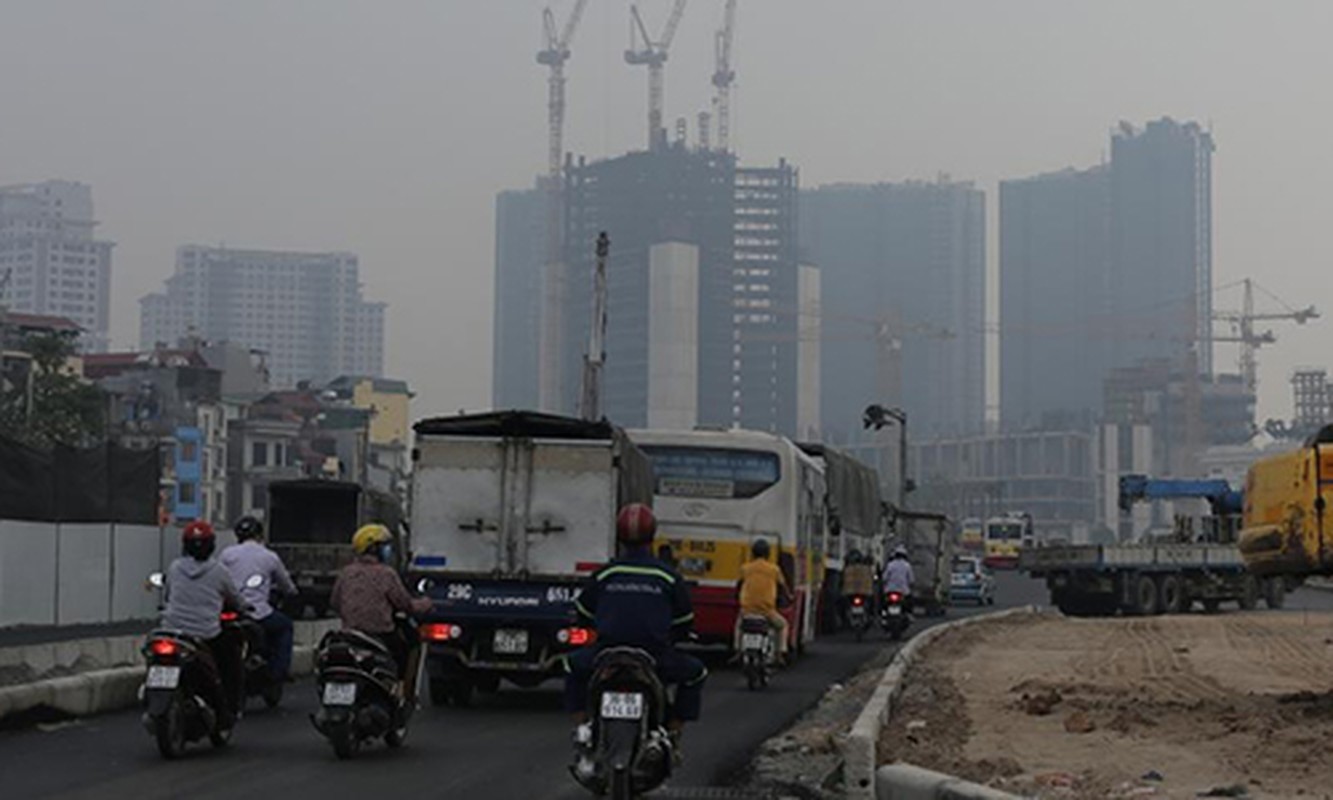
416;577;434;594
245;574;265;589
146;572;165;589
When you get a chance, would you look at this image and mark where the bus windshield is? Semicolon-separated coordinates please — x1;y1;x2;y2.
641;446;781;499
987;523;1025;541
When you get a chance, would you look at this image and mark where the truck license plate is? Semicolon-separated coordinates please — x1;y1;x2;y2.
600;691;644;720
888;605;902;616
146;665;180;689
741;633;768;650
493;629;529;655
322;682;357;706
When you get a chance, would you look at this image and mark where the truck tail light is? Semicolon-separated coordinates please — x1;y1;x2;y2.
420;623;463;642
557;627;596;646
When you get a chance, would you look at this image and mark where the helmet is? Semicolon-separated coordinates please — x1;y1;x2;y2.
893;545;909;559
234;515;264;542
616;503;657;547
352;523;394;557
182;520;216;561
751;538;771;560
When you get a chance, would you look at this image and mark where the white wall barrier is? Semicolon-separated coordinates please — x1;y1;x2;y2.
0;519;171;629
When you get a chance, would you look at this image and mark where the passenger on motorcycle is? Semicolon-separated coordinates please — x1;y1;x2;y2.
734;538;789;663
330;523;432;681
161;520;246;729
841;549;877;616
220;515;297;682
881;546;915;599
563;504;708;744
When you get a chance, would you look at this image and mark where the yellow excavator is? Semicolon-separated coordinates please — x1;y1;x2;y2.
1239;425;1333;577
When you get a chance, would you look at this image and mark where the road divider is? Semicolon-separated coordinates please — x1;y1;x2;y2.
0;619;338;724
841;606;1038;800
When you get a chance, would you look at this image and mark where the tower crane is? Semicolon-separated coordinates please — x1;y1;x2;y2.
625;0;689;151
711;0;737;152
1212;278;1318;396
535;0;589;410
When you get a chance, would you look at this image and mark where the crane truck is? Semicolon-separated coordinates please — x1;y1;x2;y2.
1021;474;1285;616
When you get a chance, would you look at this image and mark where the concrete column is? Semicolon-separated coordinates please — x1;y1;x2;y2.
647;242;699;430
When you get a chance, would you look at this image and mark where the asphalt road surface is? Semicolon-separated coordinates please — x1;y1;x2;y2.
27;569;1313;799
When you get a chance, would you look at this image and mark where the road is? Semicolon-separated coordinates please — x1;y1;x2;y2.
0;571;1181;799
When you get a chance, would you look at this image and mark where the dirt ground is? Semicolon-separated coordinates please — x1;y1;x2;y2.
881;611;1333;799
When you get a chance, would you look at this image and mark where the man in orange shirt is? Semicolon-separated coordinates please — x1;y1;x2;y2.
734;539;789;662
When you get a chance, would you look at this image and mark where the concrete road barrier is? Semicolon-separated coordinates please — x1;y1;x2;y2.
0;619;338;724
841;606;1038;800
876;764;1025;800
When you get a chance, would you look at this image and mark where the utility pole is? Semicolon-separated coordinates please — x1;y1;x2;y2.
625;0;689;151
863;404;910;510
536;0;589;411
580;233;610;422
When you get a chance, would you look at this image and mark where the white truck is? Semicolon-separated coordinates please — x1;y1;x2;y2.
408;411;654;707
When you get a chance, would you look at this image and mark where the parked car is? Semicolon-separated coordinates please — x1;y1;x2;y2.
950;556;996;606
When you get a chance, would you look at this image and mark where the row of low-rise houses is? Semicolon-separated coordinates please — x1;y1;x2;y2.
5;313;411;529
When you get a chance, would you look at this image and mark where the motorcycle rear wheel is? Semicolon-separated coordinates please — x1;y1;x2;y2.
385;720;409;748
610;766;633;800
262;681;283;709
331;725;360;760
153;700;186;760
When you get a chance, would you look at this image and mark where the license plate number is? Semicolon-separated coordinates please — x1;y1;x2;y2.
888;605;902;616
741;633;768;650
146;665;180;689
323;682;357;706
493;629;529;655
600;691;644;720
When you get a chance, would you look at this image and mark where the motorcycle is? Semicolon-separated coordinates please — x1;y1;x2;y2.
140;609;243;759
738;615;776;691
311;617;424;759
570;646;675;800
848;594;871;642
880;590;911;641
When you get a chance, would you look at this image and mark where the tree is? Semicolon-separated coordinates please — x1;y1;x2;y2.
0;332;105;447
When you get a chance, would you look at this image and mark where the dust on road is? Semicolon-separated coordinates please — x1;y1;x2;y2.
881;611;1333;799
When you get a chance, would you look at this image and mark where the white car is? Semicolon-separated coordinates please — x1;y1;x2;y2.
950;556;996;605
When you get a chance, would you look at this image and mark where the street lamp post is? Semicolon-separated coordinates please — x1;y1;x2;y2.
863;404;909;509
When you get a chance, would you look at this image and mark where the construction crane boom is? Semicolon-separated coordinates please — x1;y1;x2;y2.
711;0;737;152
626;0;689;151
536;0;589;410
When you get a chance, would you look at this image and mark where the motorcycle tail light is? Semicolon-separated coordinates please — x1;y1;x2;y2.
851;596;864;607
219;611;239;622
888;592;902;603
149;638;179;657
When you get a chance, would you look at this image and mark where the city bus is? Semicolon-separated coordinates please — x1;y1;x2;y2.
983;512;1034;569
629;428;827;651
960;517;984;554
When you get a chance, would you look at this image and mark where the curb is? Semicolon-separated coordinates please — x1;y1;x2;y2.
875;764;1023;800
841;606;1038;800
0;620;337;724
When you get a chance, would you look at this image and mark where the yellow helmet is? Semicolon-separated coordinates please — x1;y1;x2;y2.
352;523;393;555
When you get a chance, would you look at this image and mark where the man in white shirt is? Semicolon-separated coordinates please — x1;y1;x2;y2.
220;516;297;681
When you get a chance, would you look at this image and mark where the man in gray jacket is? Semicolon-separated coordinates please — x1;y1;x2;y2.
163;520;244;729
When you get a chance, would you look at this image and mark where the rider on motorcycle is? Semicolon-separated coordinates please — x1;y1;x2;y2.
564;504;708;746
161;520;245;729
881;546;915;601
329;523;432;682
734;538;789;664
220;515;297;682
841;549;877;618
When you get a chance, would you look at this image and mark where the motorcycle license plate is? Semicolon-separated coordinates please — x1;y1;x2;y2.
888;605;902;616
322;682;357;706
600;691;644;720
146;665;181;689
741;633;768;650
493;629;529;655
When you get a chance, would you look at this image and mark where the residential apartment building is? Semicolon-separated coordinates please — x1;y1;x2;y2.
140;246;385;389
800;179;986;443
0;181;114;351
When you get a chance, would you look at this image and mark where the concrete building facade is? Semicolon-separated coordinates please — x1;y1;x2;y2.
491;185;546;410
800;179;986;444
140;246;384;390
0;181;114;352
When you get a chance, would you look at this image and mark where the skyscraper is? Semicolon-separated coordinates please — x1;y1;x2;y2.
551;146;808;434
1109;118;1214;376
999;166;1110;429
140;246;384;389
800;179;986;444
491;185;546;410
0;181;114;351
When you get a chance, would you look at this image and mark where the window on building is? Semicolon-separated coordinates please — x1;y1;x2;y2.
252;441;268;467
178;482;196;504
274;442;285;466
251;484;268;512
180;441;198;462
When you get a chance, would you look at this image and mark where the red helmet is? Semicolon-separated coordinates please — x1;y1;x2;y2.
616;503;657;546
182;520;216;560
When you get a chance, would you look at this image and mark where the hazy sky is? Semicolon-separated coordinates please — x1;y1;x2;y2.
3;1;1330;423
